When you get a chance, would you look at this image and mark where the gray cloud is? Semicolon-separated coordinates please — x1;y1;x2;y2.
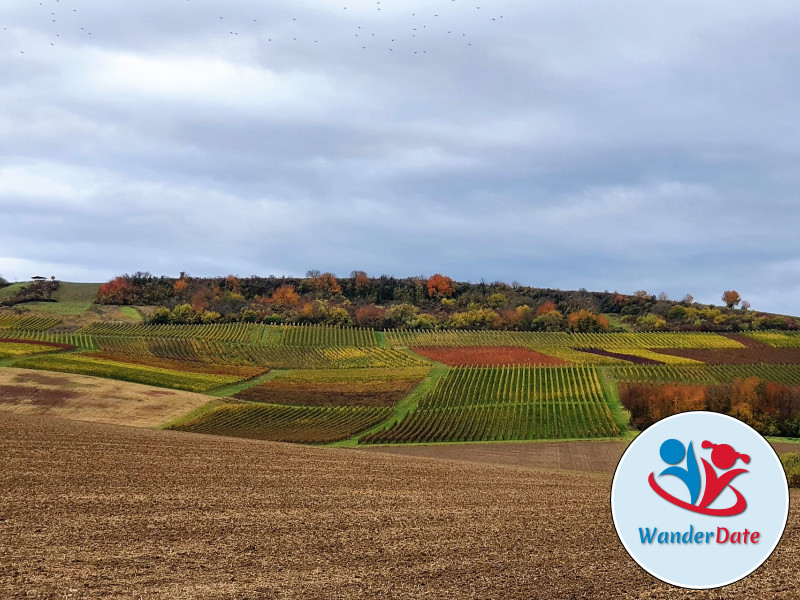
1;0;799;314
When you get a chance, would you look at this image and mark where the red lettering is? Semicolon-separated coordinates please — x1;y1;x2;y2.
716;527;729;543
715;527;760;544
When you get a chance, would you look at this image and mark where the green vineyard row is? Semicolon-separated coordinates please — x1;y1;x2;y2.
168;403;391;443
361;365;620;443
610;364;800;386
12;353;242;392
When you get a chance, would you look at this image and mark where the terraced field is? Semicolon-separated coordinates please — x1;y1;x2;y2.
0;339;75;359
362;366;620;444
0;314;61;330
610;363;800;386
3;319;800;446
167;403;391;443
11;353;244;392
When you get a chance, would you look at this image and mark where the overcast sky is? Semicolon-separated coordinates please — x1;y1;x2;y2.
1;0;798;314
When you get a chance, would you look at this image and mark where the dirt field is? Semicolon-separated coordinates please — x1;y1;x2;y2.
363;440;632;472
1;413;798;599
576;347;663;365
362;439;800;473
653;335;800;364
0;367;212;428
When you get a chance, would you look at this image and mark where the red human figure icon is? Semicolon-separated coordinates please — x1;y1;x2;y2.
698;441;750;512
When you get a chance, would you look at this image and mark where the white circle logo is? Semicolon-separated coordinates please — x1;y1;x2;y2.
611;412;789;589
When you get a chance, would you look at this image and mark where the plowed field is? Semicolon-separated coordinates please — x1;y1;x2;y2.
0;368;212;428
1;413;798;599
653;335;800;364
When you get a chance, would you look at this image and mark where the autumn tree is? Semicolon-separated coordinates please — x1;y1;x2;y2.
171;303;198;324
355;305;385;328
326;306;353;327
427;273;455;298
190;291;210;313
270;285;299;307
96;276;134;304
223;275;241;293
486;293;507;308
351;271;371;296
722;290;741;309
173;278;188;294
682;293;694;305
567;310;609;332
536;300;558;316
309;272;342;297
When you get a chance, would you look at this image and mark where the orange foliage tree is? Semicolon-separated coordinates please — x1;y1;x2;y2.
352;271;371;294
536;300;558;316
722;290;741;309
190;291;210;313
224;275;241;293
96;276;134;304
310;273;342;296
427;274;455;298
270;285;299;307
619;377;800;436
567;310;609;332
355;305;385;328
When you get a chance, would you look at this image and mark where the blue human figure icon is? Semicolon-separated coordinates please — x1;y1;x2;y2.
658;438;701;505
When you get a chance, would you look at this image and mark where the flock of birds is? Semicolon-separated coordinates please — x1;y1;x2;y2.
3;0;510;57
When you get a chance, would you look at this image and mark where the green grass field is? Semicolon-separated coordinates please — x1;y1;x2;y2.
0;282;27;300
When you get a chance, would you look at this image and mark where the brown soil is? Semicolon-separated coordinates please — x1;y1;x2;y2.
575;347;663;364
0;413;797;599
0;367;212;428
411;346;568;366
363;440;631;472
12;371;73;386
652;335;800;364
234;379;419;407
1;383;79;407
363;440;800;473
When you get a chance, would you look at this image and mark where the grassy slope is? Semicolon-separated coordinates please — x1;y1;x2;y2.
0;283;28;300
21;282;100;315
597;366;635;439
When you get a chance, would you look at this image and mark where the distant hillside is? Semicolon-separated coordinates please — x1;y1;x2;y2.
77;271;798;333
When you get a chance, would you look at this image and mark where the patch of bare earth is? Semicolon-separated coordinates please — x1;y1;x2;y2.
575;347;663;365
652;334;800;364
0;367;211;428
1;413;798;599
362;440;800;473
362;440;631;472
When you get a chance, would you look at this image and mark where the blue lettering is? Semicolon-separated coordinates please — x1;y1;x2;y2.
639;527;658;543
